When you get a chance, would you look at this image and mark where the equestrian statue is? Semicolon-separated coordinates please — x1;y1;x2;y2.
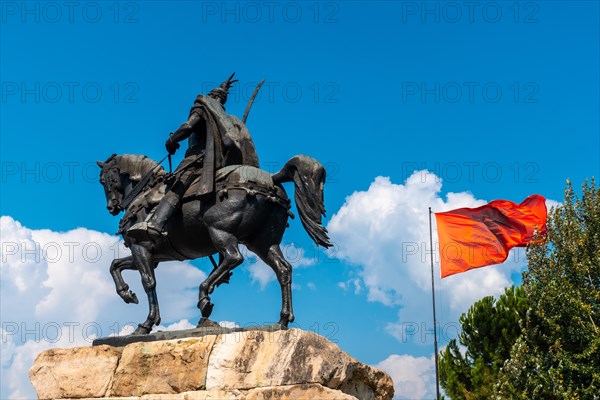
97;73;332;334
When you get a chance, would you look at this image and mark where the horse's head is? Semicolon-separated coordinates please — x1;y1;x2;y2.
97;154;124;215
97;154;166;215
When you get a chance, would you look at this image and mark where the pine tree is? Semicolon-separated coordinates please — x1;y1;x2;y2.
439;285;528;399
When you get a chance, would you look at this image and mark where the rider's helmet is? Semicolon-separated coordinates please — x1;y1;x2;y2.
208;72;238;105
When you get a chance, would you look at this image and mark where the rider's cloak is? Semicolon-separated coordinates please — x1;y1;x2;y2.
190;94;260;196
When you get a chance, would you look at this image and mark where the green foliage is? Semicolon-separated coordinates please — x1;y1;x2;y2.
439;285;528;399
495;179;600;399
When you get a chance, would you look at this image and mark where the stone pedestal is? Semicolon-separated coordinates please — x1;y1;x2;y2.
30;328;394;400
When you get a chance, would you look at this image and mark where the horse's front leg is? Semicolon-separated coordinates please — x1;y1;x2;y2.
130;243;161;335
109;256;139;304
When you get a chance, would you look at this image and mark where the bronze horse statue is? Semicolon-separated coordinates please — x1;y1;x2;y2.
98;154;331;334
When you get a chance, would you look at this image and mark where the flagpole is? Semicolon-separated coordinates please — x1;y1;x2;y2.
429;207;441;400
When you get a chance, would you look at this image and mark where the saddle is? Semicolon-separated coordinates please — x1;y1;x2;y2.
183;165;290;210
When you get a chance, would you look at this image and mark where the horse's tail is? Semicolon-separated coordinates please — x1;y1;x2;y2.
272;155;332;248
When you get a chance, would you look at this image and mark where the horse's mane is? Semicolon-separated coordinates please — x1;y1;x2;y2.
115;154;165;181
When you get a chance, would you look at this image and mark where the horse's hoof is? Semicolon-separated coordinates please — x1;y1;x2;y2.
197;317;220;328
198;297;214;318
120;290;139;304
132;324;151;335
277;319;290;329
278;313;294;328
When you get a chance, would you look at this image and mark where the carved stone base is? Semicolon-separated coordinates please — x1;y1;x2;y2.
30;328;394;400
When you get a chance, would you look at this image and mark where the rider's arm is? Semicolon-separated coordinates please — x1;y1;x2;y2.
170;112;202;143
166;112;202;154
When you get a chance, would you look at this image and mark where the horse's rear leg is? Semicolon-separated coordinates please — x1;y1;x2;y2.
198;228;244;320
247;243;295;327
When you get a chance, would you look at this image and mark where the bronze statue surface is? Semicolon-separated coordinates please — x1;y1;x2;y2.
98;74;331;335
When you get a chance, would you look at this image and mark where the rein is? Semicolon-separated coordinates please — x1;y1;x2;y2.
119;154;170;211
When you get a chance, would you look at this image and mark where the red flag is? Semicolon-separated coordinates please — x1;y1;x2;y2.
435;194;547;278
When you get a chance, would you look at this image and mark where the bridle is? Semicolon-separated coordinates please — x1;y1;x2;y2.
105;154;170;212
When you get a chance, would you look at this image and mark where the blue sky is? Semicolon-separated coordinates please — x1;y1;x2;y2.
1;1;598;399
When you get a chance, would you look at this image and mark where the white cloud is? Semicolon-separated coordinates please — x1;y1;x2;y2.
155;319;197;332
375;353;436;400
0;216;206;399
246;257;275;290
546;198;561;212
441;265;513;311
337;278;362;295
327;171;554;340
218;320;240;329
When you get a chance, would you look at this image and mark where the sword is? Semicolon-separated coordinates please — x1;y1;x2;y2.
242;80;265;124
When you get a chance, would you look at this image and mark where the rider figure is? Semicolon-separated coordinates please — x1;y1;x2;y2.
128;73;249;240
